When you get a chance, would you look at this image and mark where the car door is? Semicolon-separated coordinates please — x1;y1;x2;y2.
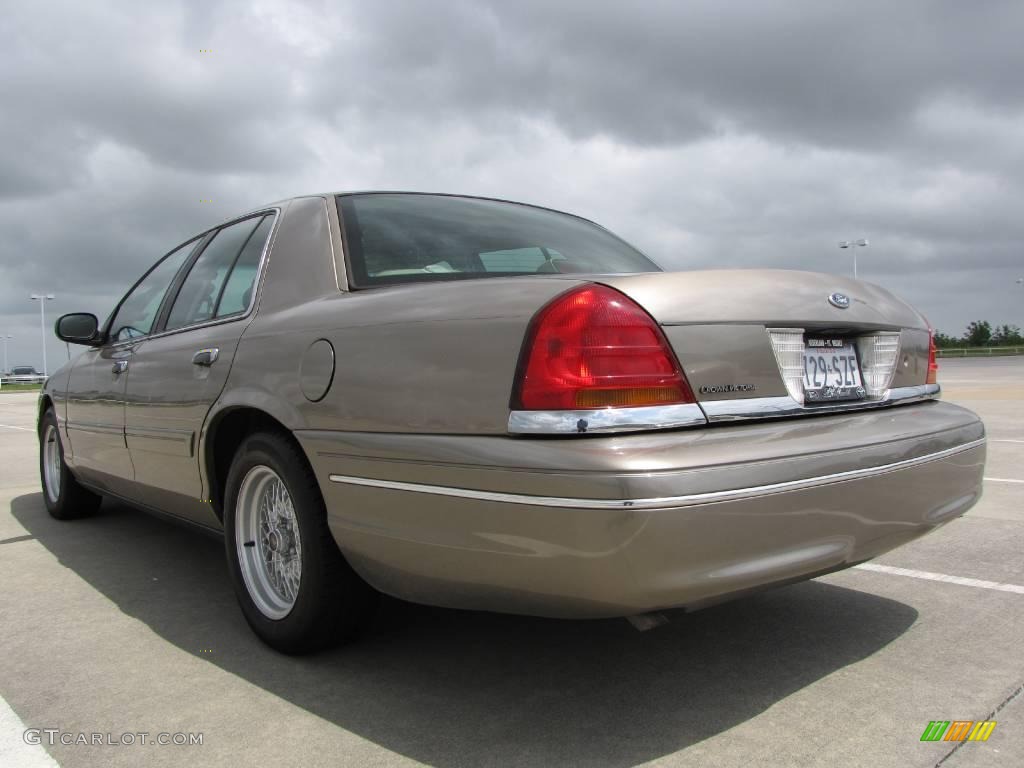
122;213;276;527
64;238;200;496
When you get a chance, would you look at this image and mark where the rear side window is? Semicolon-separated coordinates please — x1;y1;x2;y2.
164;216;264;332
216;215;274;317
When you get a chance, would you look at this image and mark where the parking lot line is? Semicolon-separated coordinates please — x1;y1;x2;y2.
0;694;60;767
990;439;1024;444
854;563;1024;594
0;424;33;432
984;477;1024;484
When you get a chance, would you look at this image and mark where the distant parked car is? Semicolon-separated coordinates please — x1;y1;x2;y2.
6;366;45;384
39;191;986;654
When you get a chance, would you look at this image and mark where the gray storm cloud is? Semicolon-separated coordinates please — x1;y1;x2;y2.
1;0;1022;369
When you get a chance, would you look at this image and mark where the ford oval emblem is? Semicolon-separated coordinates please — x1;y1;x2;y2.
828;292;850;309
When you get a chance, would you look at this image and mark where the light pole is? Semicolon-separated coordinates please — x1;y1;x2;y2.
1;334;11;375
30;294;55;377
838;239;869;279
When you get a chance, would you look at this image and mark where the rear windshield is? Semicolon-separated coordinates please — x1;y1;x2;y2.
337;193;660;287
12;367;37;375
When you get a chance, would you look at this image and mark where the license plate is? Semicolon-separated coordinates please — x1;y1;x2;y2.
803;338;866;402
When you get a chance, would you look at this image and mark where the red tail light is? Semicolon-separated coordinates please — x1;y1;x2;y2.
927;330;939;385
513;284;695;410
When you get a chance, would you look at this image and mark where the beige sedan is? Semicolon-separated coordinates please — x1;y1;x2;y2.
39;192;985;653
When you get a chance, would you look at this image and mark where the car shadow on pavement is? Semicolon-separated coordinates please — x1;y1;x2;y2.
14;493;919;767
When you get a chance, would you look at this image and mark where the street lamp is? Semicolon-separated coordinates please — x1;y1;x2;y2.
1;334;11;375
838;239;869;279
30;294;55;377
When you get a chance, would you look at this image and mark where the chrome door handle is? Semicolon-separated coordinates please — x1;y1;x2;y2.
192;348;219;367
111;360;128;374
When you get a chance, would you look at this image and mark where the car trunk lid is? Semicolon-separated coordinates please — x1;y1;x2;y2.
593;269;926;330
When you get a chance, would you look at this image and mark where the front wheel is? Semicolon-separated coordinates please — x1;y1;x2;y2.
223;431;377;654
39;408;102;520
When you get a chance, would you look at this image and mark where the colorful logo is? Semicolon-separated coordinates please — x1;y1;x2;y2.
920;721;996;742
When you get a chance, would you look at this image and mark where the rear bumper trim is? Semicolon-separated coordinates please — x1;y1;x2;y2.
328;436;984;511
700;383;941;422
507;402;707;435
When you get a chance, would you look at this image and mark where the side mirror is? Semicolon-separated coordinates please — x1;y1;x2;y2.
55;313;102;346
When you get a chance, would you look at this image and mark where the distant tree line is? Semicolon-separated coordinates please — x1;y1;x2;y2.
934;321;1023;348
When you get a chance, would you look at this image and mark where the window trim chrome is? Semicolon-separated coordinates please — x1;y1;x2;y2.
324;195;349;292
507;403;707;435
699;383;941;422
328;436;985;511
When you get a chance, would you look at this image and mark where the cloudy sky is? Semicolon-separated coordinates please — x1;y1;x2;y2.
2;0;1023;371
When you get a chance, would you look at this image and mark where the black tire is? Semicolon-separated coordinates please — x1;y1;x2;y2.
39;407;102;520
223;430;378;654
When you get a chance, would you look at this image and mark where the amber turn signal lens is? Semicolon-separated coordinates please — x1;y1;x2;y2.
927;330;939;385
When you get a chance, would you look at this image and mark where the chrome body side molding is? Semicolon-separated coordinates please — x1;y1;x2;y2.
329;436;983;511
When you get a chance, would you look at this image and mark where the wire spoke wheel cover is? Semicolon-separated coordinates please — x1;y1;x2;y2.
223;431;378;653
43;424;62;503
236;465;303;619
39;408;101;521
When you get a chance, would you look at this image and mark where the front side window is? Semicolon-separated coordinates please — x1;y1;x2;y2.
164;216;265;332
107;240;197;342
337;193;660;287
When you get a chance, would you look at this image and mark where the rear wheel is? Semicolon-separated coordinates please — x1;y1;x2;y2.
39;408;102;520
223;431;377;654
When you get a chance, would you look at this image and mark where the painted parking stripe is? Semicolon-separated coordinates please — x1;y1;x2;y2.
0;694;60;767
984;477;1024;484
854;563;1024;595
0;423;33;432
990;439;1024;444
